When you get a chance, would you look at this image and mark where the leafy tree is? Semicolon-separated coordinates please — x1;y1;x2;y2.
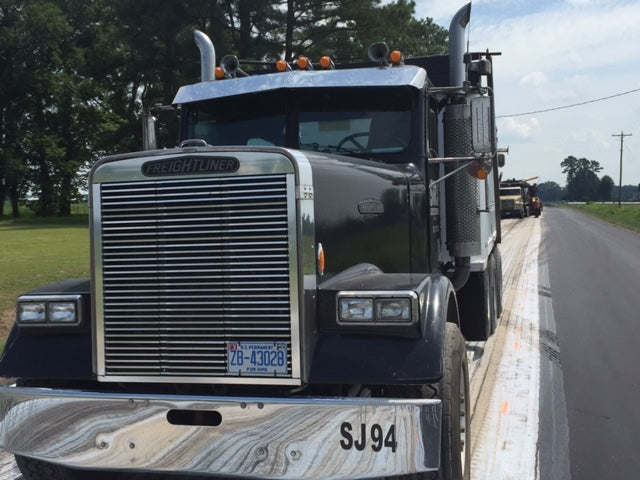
537;181;565;203
597;175;614;202
561;156;603;202
0;0;449;217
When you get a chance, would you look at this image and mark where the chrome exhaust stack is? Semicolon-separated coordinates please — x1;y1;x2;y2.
444;3;478;285
449;3;471;88
194;30;216;82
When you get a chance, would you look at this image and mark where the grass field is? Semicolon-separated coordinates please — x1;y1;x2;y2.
0;211;90;347
567;203;640;233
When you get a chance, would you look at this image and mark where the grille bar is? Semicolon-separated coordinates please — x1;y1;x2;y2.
97;174;295;380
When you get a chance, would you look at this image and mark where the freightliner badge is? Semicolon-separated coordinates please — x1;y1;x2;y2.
141;156;239;176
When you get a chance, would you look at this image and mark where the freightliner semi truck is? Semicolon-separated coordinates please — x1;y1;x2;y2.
0;4;502;479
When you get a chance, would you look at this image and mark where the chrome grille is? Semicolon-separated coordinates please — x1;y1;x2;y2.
97;175;294;379
501;199;515;210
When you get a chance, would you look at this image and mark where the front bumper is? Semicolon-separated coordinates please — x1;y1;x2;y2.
0;386;441;479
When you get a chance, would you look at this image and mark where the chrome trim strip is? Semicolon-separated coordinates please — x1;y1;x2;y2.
92;182;106;376
173;66;427;105
0;386;441;479
286;150;315;381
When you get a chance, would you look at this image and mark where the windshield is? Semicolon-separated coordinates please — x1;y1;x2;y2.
500;188;522;196
184;87;415;160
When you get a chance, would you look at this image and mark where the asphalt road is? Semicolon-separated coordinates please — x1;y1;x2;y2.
543;206;640;480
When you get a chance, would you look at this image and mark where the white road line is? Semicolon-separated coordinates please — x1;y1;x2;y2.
472;220;542;480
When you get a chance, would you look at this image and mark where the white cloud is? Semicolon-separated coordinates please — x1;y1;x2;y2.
498;117;541;140
519;71;548;88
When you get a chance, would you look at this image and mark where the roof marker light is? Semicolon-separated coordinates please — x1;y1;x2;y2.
297;56;313;70
276;60;291;72
390;50;404;65
320;56;334;70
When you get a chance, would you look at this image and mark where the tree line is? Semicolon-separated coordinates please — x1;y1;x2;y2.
535;155;639;203
0;0;448;218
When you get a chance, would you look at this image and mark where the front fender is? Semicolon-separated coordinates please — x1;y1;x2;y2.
310;268;457;384
0;279;93;380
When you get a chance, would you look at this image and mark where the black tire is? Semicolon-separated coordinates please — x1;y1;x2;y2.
487;255;497;336
492;247;503;319
388;324;470;480
458;270;492;341
15;455;80;480
437;323;471;480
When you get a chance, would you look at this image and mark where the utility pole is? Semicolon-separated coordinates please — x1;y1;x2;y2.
612;131;632;207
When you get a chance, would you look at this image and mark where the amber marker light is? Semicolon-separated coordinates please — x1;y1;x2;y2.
317;243;326;275
276;60;290;72
469;160;491;180
298;56;311;70
215;67;225;79
390;50;404;65
320;56;334;70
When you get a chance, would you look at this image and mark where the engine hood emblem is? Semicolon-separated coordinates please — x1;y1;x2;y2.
142;156;239;176
358;198;384;215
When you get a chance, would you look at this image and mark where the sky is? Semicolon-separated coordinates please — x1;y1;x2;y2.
411;0;640;187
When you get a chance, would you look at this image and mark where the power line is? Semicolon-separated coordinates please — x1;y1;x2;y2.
496;87;640;118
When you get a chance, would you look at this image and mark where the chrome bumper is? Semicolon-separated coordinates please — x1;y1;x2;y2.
0;386;441;479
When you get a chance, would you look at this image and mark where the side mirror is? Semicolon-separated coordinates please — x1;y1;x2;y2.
498;153;506;168
470;96;493;154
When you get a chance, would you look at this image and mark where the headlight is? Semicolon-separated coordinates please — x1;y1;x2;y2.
17;302;47;323
17;295;82;326
375;298;411;322
338;292;417;325
339;298;374;322
48;302;78;323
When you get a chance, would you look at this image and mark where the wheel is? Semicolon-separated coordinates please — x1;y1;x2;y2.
387;324;470;480
492;247;503;319
15;455;80;480
487;254;498;335
458;270;492;341
436;323;470;480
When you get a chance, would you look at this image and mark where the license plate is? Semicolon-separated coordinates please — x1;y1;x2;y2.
226;341;289;376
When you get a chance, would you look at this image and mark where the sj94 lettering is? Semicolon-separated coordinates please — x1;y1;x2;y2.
339;422;397;453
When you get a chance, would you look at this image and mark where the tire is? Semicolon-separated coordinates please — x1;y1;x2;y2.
15;455;80;480
388;324;470;480
437;323;471;480
487;254;497;336
492;247;503;319
458;270;492;341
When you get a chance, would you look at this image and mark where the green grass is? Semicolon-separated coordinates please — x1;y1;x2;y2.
568;203;640;233
0;214;90;346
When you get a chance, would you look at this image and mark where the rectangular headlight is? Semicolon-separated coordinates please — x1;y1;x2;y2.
339;298;374;322
337;291;417;325
48;302;78;323
375;298;412;322
17;302;47;323
17;295;82;326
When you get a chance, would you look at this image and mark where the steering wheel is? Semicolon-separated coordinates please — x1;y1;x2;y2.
336;132;370;152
